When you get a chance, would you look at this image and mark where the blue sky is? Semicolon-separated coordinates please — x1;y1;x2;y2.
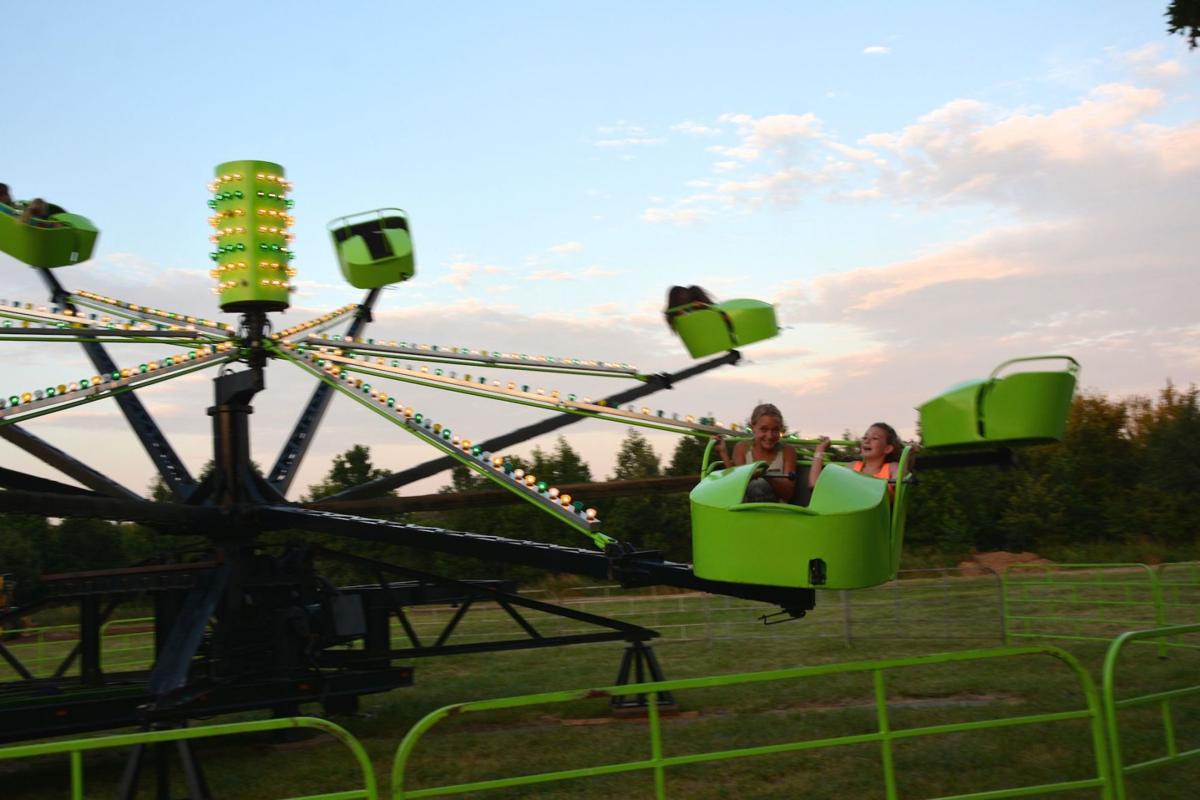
3;3;1197;498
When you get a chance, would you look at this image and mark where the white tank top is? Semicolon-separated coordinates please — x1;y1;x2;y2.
744;446;786;475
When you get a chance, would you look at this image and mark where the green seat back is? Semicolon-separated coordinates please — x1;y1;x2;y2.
330;210;416;289
336;233;415;289
916;379;987;449
690;463;895;590
719;298;779;347
383;228;415;280
982;371;1076;444
671;307;735;357
669;298;779;358
0;212;98;268
917;356;1078;450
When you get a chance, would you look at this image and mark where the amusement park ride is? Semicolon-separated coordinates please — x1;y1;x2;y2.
0;161;1080;762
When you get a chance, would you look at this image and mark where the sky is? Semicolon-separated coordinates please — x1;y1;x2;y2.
2;2;1197;500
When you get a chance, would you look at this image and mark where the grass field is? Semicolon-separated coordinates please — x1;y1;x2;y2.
0;571;1196;799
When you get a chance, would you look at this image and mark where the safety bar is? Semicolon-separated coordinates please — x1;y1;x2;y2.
989;355;1081;381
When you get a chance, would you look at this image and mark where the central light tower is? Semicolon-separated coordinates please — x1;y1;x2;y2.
208;159;296;313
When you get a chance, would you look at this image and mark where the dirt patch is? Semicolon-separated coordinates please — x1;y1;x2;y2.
958;551;1053;577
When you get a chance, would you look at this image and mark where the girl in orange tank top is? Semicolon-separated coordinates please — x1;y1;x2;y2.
854;422;902;480
809;422;903;490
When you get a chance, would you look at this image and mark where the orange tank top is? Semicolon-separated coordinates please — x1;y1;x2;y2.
852;461;894;480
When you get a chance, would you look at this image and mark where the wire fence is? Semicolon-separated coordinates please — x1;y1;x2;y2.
3;562;1198;682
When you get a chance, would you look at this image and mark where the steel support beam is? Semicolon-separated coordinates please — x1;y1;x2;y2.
268;289;381;495
37;270;195;499
0;488;221;530
0;424;141;499
322;349;742;502
260;505;815;613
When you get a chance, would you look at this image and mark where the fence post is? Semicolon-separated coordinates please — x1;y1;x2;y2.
647;689;666;799
1149;566;1168;658
998;567;1011;645
840;590;853;647
873;668;898;800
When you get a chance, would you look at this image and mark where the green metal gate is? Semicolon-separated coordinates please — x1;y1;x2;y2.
392;645;1113;799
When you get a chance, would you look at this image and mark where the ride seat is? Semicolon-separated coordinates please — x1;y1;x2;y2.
668;298;779;358
917;356;1079;450
329;210;415;289
690;461;899;590
0;211;99;268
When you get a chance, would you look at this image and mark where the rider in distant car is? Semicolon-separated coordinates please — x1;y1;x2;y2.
0;183;18;214
18;198;62;228
663;285;714;327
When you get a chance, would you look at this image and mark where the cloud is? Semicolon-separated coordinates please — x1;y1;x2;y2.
718;112;824;156
707;144;761;162
1118;43;1186;82
825;141;882;162
437;259;507;288
716;167;822;204
595;137;665;148
592;120;664;148
672;120;722;136
853;82;1197;223
641;112;837;217
829;187;883;201
972;84;1162;160
641;207;712;225
520;264;620;281
547;241;584;254
780;225;1042;316
525;270;575;282
862;46;891;55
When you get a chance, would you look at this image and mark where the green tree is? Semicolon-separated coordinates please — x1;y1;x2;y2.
289;445;401;584
0;515;49;602
665;434;707;477
532;436;593;484
610;429;661;480
600;430;672;552
1168;0;1200;49
418;437;602;584
304;445;392;501
45;518;127;574
641;434;709;561
1122;383;1200;548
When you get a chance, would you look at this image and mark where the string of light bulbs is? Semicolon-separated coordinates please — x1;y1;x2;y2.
302;334;642;379
0;342;236;423
286;342;742;439
279;344;611;547
70;291;233;336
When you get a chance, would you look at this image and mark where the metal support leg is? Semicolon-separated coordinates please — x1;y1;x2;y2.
612;641;674;709
117;725;212;800
176;737;212;800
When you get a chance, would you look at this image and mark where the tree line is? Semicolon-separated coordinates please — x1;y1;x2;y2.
1;381;1196;600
